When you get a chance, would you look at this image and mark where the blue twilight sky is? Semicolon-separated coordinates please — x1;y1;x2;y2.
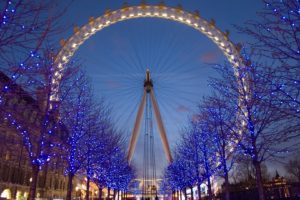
58;0;265;177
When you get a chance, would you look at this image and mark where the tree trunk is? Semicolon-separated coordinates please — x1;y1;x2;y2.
224;170;230;200
113;190;116;200
254;161;265;200
107;187;111;200
183;188;187;200
98;186;103;200
197;183;201;200
42;164;48;188
207;176;213;200
86;176;90;200
28;165;39;200
179;190;182;200
190;186;193;200
66;173;74;200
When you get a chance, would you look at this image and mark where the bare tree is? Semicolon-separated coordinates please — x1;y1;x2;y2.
199;95;237;200
60;69;123;200
284;154;300;182
176;127;204;200
0;0;68;77
210;57;299;200
232;1;300;198
0;2;72;197
231;157;270;185
59;70;92;200
176;117;219;200
0;47;78;199
163;154;195;200
238;0;300;120
92;128;134;200
82;102;113;200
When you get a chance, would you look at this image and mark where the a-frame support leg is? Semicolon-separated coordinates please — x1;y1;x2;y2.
127;90;147;163
150;90;172;163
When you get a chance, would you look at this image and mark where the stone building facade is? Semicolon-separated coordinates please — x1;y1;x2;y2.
0;71;70;199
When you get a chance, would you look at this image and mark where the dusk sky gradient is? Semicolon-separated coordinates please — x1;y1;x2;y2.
59;0;266;177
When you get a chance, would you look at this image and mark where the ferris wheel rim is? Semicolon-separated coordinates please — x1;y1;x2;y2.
51;4;244;101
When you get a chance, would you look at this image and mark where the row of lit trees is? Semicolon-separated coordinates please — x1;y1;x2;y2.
60;70;135;200
162;92;237;200
1;50;135;199
0;1;135;200
162;1;300;200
